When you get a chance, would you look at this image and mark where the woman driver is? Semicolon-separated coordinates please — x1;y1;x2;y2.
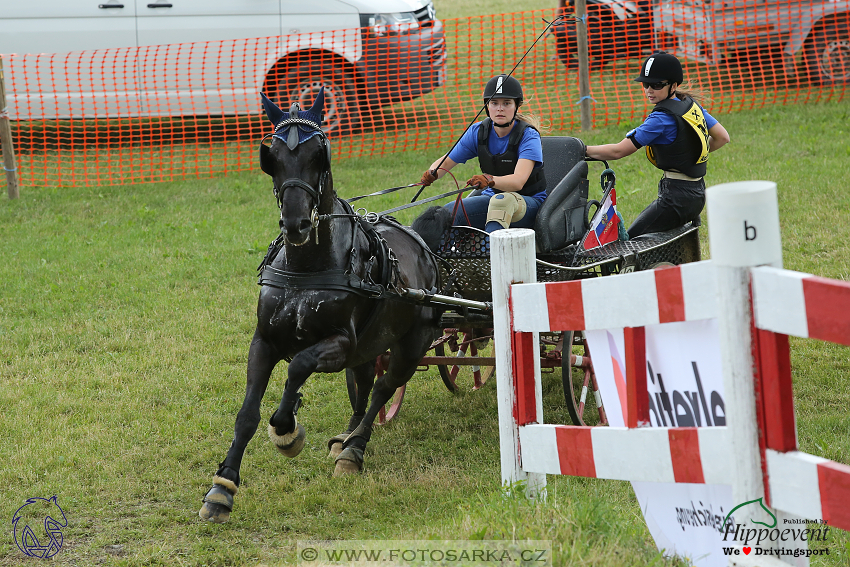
419;75;547;233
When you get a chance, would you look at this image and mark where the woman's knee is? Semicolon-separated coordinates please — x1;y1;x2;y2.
504;198;540;229
486;193;527;230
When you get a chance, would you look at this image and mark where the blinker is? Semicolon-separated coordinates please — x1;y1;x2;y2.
259;143;274;176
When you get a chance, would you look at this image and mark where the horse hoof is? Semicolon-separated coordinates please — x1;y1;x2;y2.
329;442;343;459
333;446;364;476
268;421;306;458
199;501;231;523
327;433;350;459
199;483;234;523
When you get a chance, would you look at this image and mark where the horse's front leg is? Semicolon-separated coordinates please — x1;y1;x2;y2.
267;334;351;457
200;333;279;523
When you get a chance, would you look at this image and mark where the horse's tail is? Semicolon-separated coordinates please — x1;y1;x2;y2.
410;206;453;252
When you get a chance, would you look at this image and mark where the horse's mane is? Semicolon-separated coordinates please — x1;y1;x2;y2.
410;206;453;252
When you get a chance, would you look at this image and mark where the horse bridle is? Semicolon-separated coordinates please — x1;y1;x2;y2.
260;110;332;243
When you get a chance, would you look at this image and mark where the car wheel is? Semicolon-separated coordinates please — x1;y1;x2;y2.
805;19;850;85
275;60;360;135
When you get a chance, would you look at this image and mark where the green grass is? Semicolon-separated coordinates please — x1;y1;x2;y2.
1;100;848;567
434;0;554;21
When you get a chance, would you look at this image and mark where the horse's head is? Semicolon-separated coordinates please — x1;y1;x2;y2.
259;89;333;246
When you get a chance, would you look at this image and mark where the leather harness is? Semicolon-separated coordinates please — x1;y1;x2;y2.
258;199;403;300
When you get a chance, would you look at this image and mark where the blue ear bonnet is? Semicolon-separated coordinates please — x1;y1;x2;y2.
261;89;326;149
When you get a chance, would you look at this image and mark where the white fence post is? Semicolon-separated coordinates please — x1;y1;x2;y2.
706;181;796;565
490;229;546;498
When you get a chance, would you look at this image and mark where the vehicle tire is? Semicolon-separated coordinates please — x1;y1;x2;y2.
556;4;647;70
273;60;360;135
804;19;850;85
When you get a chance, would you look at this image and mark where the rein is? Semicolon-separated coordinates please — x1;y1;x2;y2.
346;182;421;204
376;186;467;216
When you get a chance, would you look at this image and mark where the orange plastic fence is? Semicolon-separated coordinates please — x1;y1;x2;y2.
1;3;848;187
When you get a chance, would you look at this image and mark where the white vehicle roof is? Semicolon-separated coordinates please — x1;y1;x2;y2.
338;0;430;12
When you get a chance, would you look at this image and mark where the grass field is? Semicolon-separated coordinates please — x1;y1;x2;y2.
1;96;848;566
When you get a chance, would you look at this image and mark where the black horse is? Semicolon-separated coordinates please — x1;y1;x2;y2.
199;89;450;523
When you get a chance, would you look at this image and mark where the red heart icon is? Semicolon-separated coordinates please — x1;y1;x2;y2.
743;547;752;555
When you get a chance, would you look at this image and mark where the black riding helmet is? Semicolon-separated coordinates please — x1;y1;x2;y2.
634;52;684;90
482;74;523;127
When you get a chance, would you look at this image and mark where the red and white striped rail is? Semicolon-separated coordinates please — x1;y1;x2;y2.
511;259;717;333
519;425;729;485
751;266;850;346
491;180;850;541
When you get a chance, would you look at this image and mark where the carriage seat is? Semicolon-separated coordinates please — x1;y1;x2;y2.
534;136;590;253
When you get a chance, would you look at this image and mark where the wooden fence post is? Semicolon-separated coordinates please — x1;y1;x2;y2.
491;228;546;498
575;0;593;131
0;55;19;199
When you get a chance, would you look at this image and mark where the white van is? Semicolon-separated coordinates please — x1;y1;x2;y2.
0;0;447;133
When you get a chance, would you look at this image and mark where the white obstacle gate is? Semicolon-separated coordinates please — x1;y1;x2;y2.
490;181;850;566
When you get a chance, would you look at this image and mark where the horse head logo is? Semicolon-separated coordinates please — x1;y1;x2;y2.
11;496;68;559
724;497;777;529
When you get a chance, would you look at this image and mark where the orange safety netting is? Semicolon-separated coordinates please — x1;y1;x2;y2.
1;3;848;187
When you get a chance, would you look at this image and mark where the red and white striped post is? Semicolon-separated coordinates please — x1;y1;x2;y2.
490;229;546;497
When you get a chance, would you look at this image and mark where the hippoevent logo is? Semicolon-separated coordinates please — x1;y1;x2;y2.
721;498;831;559
11;496;67;559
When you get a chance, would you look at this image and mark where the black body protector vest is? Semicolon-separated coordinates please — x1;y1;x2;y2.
645;96;710;179
477;118;546;197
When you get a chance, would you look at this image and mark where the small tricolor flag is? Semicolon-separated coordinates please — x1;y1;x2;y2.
582;186;620;251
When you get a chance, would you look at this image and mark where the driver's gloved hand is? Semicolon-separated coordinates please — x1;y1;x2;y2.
467;174;494;189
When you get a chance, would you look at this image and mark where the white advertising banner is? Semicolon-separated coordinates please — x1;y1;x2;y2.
586;320;733;567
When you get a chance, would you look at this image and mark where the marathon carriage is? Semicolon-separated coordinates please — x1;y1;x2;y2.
374;136;702;427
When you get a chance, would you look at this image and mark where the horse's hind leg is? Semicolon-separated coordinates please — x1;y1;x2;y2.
200;334;278;523
329;361;374;458
335;338;426;475
268;334;351;457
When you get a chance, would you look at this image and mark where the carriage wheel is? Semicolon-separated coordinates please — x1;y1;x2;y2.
561;331;608;426
435;328;495;392
345;352;405;425
374;352;405;425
